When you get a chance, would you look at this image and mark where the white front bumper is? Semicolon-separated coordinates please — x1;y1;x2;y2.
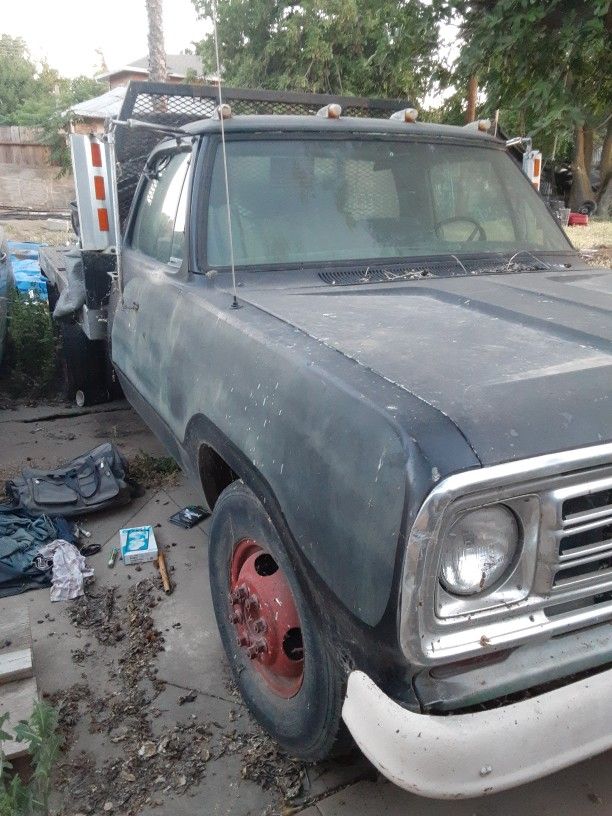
342;668;612;799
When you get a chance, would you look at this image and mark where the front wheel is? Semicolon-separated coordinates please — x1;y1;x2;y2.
208;481;345;761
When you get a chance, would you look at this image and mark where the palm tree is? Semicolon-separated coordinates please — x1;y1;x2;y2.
145;0;167;82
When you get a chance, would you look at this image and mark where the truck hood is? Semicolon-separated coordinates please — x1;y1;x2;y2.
239;266;612;465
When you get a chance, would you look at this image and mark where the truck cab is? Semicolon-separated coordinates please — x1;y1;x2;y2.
42;83;612;799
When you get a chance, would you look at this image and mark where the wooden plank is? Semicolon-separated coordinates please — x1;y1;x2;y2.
0;677;38;759
0;649;32;685
0;607;30;656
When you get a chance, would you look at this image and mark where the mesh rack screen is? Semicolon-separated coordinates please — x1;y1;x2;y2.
114;82;408;227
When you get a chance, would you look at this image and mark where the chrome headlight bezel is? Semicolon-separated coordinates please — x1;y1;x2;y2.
435;496;539;618
398;443;612;668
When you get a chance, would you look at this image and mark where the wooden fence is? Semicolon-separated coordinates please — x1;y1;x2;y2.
0;127;50;167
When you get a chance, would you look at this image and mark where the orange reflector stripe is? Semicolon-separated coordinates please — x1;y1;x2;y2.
93;176;105;200
97;208;110;232
533;157;541;178
91;142;102;167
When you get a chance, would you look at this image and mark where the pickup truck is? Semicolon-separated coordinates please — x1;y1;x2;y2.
41;83;612;799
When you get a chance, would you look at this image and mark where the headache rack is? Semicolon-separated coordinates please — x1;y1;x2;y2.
113;81;409;227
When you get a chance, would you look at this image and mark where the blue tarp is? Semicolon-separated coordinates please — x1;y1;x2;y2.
7;240;48;302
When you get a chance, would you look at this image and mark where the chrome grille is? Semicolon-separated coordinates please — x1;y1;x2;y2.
549;475;612;599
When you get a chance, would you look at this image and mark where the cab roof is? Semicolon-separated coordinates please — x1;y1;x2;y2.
181;113;501;145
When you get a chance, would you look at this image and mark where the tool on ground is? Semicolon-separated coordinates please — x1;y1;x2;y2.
156;551;172;594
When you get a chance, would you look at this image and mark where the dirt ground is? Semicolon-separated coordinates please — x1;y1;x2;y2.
565;218;612;267
0;401;611;816
0;216;72;247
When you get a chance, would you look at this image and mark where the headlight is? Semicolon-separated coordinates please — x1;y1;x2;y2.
439;505;519;596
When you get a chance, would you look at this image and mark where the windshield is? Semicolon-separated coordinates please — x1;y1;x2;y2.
206;137;570;268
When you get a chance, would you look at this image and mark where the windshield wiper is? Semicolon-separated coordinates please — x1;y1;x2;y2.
506;250;551;270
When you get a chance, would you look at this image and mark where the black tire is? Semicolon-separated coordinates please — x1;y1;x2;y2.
579;199;597;216
209;480;345;761
60;322;109;406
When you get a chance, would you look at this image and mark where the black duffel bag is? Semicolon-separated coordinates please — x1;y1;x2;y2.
5;443;132;517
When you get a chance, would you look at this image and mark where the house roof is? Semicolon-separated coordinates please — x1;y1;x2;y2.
67;85;127;119
97;54;202;81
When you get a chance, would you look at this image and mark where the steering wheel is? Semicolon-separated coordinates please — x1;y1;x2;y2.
434;216;487;242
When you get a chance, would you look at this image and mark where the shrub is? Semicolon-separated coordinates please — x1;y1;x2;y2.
3;289;57;397
0;701;61;816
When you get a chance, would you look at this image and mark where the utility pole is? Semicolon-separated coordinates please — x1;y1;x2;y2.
145;0;167;82
466;75;478;123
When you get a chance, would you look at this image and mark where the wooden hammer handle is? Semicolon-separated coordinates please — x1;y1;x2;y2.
157;551;172;594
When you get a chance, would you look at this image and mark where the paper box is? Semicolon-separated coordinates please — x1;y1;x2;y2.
119;526;158;565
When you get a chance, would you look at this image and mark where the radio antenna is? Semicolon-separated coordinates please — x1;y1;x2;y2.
211;0;239;308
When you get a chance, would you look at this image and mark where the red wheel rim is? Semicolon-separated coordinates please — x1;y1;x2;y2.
229;538;304;699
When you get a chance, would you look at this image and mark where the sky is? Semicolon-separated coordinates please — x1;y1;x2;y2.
1;0;209;78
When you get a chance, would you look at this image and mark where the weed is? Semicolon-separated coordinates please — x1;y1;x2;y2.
1;289;58;399
128;450;181;489
0;701;61;816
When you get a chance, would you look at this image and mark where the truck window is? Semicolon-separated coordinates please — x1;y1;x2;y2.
206;138;569;268
430;155;516;243
131;152;190;265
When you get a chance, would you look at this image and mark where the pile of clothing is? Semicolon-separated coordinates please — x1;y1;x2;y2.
1;443;132;600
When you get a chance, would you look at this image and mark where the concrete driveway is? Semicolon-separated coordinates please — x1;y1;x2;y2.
0;401;610;815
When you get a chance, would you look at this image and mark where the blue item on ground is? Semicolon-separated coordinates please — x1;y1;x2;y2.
6;240;48;302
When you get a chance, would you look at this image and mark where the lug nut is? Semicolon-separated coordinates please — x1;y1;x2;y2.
239;635;251;648
253;618;267;634
230;611;243;624
247;640;266;659
245;594;259;614
229;585;249;603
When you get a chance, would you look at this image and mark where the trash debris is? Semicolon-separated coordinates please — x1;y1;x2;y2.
68;586;124;645
5;443;132;517
107;546;119;568
37;539;93;601
120;525;158;566
168;505;209;529
138;741;157;759
76;524;91;538
55;576;312;814
156;550;172;594
78;541;101;557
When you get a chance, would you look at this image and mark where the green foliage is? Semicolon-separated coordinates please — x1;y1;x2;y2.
0;702;61;816
434;0;611;155
193;0;441;102
0;36;39;125
0;36;100;171
4;288;58;398
128;450;181;488
35;76;102;173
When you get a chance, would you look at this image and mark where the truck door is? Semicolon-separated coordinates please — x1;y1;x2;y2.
111;147;192;450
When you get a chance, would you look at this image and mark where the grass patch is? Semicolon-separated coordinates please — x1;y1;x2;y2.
127;450;181;489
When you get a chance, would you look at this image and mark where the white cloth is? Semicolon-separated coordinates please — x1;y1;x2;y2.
37;539;94;601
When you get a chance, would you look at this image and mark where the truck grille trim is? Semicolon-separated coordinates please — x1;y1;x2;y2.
550;475;612;596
